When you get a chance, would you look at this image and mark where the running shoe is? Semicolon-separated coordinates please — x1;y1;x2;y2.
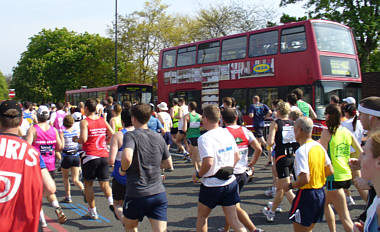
87;208;99;220
61;196;72;203
346;195;356;206
267;201;283;212
54;207;67;224
262;207;275;222
216;227;228;232
264;161;272;167
40;220;48;228
253;228;265;232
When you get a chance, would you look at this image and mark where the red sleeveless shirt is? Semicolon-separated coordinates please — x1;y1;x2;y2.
0;134;43;232
82;117;108;157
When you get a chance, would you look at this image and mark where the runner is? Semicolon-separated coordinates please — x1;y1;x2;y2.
109;109;134;221
177;98;189;156
0;100;54;231
291;88;317;119
119;103;173;231
284;117;334;232
78;98;114;219
319;104;363;232
157;102;173;150
183;101;202;171
192;104;247;232
60;115;85;203
170;98;180;151
220;108;264;232
359;131;380;232
26;105;67;224
110;104;123;132
263;100;298;222
248;95;272;164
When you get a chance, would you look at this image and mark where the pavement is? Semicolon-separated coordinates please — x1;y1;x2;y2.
40;153;365;232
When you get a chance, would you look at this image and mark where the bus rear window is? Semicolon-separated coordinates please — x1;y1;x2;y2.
281;26;306;53
320;56;359;78
162;50;176;69
177;46;196;67
198;41;220;64
249;30;278;57
221;36;246;61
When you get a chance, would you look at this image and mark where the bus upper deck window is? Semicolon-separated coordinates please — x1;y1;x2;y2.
162;50;176;69
280;26;307;53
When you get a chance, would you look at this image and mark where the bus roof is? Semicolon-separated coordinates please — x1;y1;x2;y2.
65;83;152;94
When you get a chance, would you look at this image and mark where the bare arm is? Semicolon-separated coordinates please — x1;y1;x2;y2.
105;118;115;135
78;120;88;144
25;126;36;145
59;132;65;149
41;168;56;196
292;172;310;189
267;121;277;147
350;133;363;159
197;157;213;177
161;156;173;170
109;132;122;166
120;147;134;175
309;105;317;120
248;138;262;167
110;118;116;132
319;129;331;151
182;114;189;133
54;128;62;151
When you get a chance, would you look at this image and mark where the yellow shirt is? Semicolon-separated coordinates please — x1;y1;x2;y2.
295;140;331;189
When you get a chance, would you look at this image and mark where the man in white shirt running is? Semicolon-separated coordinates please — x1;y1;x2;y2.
192;104;246;232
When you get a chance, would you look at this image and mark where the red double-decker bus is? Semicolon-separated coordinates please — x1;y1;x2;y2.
157;19;361;123
65;83;152;106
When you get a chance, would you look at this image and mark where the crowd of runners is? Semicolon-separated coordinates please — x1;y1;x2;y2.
0;89;380;232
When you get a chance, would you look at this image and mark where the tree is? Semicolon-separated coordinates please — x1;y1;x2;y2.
0;71;9;100
11;28;115;103
194;0;277;39
279;0;380;72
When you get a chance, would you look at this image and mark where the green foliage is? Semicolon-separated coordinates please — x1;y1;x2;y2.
280;14;308;23
11;28;114;103
0;71;9;100
279;0;380;72
368;46;380;72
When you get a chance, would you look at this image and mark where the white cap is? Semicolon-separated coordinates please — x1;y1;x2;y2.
37;105;49;115
343;97;356;105
72;112;83;121
157;102;168;111
51;103;56;108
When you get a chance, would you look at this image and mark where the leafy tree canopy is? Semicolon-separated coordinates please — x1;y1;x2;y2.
11;28;114;103
0;71;9;100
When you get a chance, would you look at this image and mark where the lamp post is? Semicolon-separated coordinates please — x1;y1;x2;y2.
114;0;118;85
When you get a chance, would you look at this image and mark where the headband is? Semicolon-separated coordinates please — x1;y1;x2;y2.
358;105;380;117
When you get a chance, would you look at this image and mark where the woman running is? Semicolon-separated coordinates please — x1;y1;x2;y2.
320;104;363;232
60;115;85;203
183;101;202;171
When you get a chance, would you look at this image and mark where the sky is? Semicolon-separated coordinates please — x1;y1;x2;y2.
0;0;305;75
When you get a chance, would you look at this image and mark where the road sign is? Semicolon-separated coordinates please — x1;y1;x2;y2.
8;89;15;98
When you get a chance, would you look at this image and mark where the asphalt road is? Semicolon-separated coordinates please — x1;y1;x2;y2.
41;153;365;232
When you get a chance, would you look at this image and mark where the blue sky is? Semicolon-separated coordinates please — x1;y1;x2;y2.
0;0;305;75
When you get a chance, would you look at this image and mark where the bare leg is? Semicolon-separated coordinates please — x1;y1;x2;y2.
61;168;71;197
196;202;212;232
148;218;167;232
222;205;247;232
84;180;95;208
123;217;138;232
71;166;84;191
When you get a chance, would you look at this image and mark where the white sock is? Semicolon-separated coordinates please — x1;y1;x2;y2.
107;196;114;205
90;207;97;214
40;209;46;223
51;200;60;208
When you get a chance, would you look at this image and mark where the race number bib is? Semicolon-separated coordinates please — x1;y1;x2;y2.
282;125;296;144
189;121;200;128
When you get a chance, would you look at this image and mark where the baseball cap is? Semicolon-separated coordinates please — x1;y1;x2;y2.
72;112;83;121
0;100;22;118
342;97;356;105
51;104;56;108
37;105;50;115
157;102;168;111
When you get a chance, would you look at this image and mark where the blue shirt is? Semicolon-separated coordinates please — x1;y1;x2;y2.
147;116;163;133
248;103;270;127
40;155;46;169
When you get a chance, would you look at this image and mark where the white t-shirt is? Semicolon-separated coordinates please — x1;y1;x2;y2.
158;112;172;132
364;196;380;232
198;127;238;187
19;119;31;137
178;105;189;130
225;125;255;174
294;140;331;177
290;105;301;112
341;117;364;152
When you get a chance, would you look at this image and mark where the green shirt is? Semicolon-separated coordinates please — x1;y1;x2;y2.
327;127;352;182
297;100;310;117
186;113;201;138
172;105;179;128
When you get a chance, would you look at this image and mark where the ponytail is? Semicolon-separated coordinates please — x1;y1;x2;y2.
352;114;358;132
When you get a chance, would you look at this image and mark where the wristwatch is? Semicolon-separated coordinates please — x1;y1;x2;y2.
288;183;294;190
